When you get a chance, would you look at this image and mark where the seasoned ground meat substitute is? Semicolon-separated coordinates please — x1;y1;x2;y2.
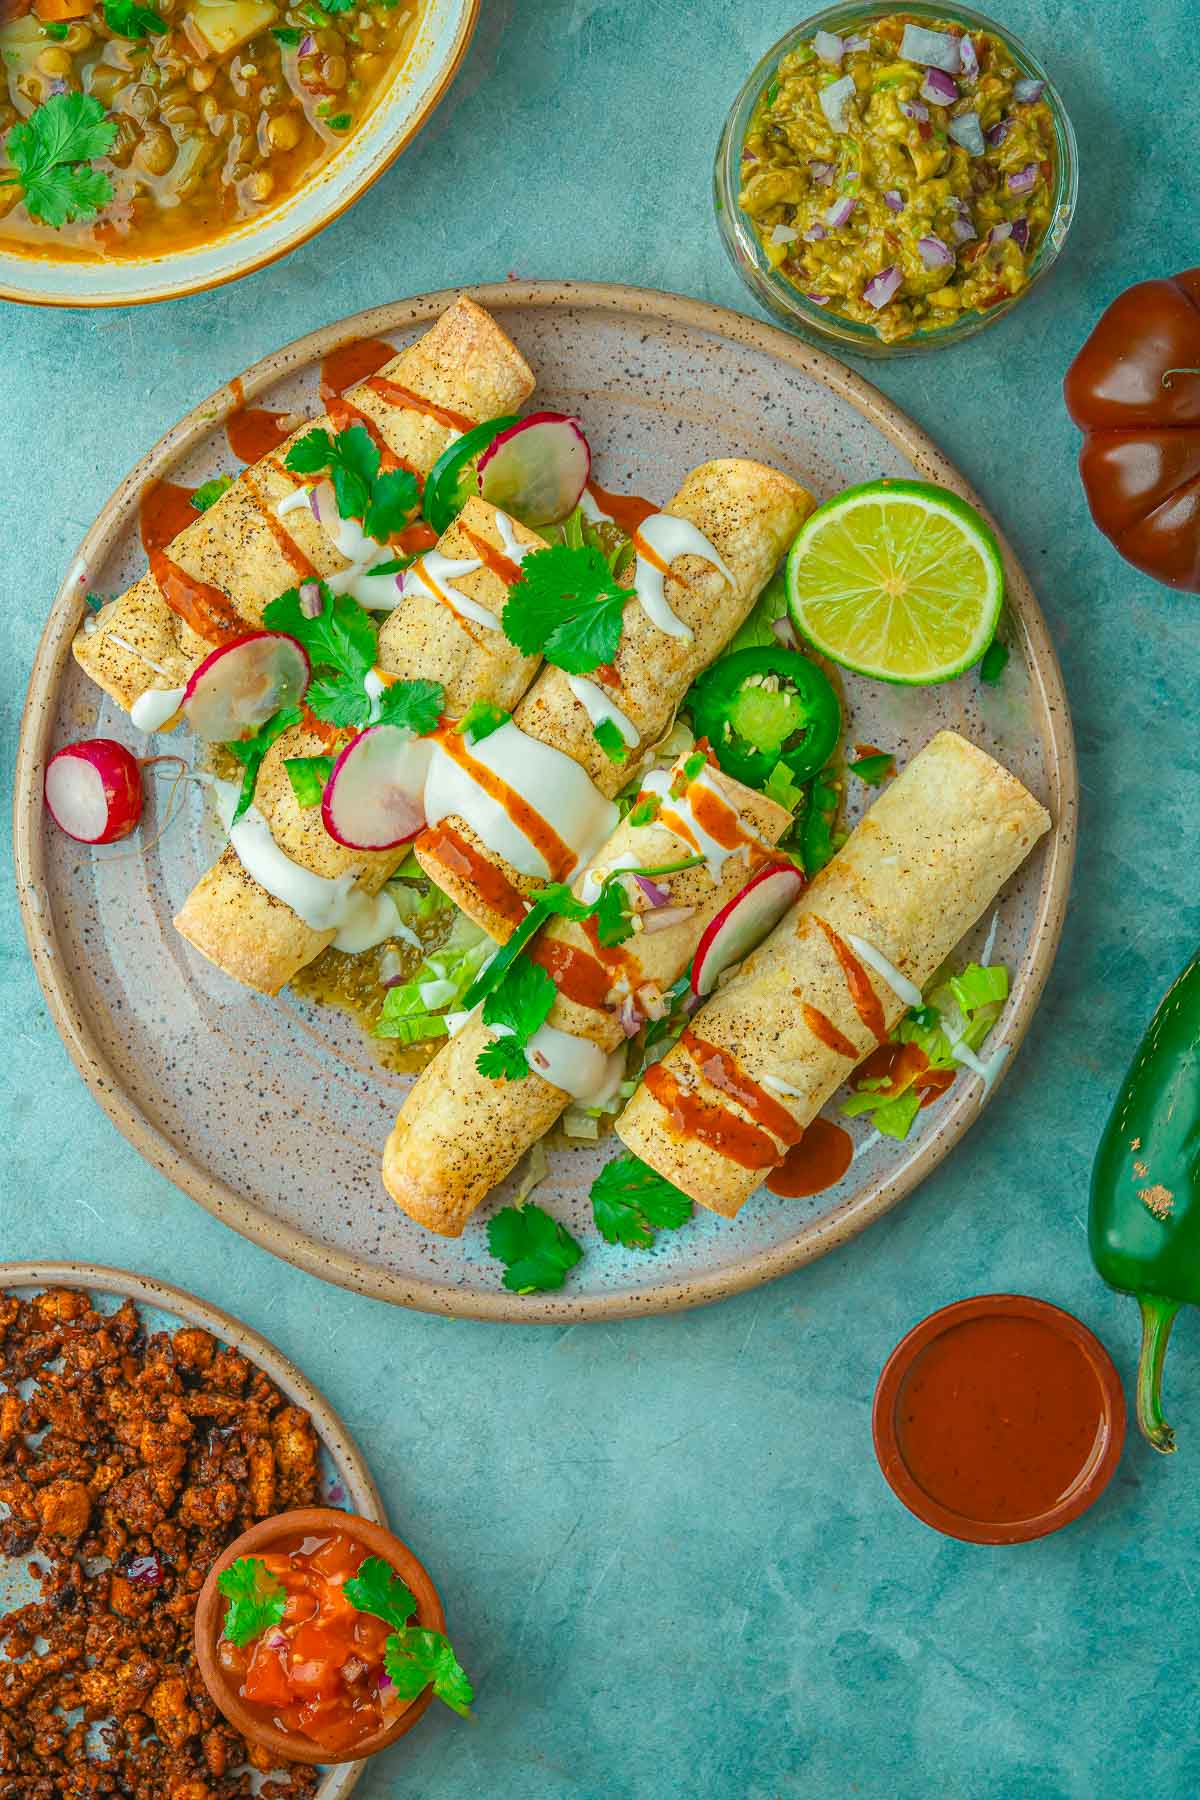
0;1286;324;1799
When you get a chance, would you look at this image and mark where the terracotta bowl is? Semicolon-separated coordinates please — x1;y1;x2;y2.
194;1507;445;1766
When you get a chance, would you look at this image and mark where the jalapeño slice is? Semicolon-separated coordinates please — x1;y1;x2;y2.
687;646;841;791
423;415;519;536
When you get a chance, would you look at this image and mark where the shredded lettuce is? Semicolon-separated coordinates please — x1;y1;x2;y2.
726;563;789;653
841;962;1009;1140
374;914;491;1045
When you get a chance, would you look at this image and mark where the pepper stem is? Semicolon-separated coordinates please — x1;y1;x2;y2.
1136;1294;1181;1454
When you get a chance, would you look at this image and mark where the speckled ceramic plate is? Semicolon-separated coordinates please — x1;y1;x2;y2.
14;282;1076;1322
0;1260;384;1796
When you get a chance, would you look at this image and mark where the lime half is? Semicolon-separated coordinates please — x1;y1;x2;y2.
785;479;1004;685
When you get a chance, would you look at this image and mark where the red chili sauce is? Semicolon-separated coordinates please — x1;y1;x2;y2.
895;1316;1108;1525
319;338;397;404
766;1118;854;1197
216;1530;398;1755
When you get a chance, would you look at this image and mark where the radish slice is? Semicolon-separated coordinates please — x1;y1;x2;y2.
321;725;432;850
691;862;805;998
181;632;309;742
477;412;590;525
45;739;143;844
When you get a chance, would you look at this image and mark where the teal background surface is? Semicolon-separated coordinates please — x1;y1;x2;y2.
3;2;1199;1795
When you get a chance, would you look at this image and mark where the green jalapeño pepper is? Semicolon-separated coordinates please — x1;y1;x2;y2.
422;415;519;536
1090;950;1200;1453
687;646;841;792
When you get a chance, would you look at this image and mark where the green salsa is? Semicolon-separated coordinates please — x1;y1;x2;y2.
739;12;1057;343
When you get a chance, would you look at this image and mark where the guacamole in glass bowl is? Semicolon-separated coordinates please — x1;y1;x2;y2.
715;4;1077;355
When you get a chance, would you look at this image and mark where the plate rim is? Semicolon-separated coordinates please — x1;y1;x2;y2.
12;279;1078;1323
0;1257;384;1797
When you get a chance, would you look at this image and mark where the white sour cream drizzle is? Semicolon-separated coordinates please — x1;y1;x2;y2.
631;515;735;642
275;486;313;521
566;675;640;747
844;932;923;1009
762;1073;807;1099
213;779;398;954
409;551;498;632
276;481;401;612
493;510;533;565
363;667;388;724
490;1020;625;1106
425;720;618;881
640;766;756;881
578;849;641;906
130;683;187;733
111;634;170;676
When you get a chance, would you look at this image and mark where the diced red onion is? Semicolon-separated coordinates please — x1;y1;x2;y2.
1013;77;1044;103
899;98;929;123
920;68;958;104
842;33;870;52
770;223;799;245
377;1670;394;1692
882;188;904;213
862;265;902;309
947;112;985;155
808;160;835;185
1011;215;1030;250
812;28;843;64
636;983;669;1021
959;34;979;81
618;995;642;1038
530;1049;550;1072
899;23;961;72
298;31;314;53
823;196;856;228
818;74;856;133
802;221;826;242
308;485;321;522
634;874;670;908
806;293;831;306
949;211;978;244
984;116;1011;147
299;579;322;617
264;1628;288;1651
989;221;1013;245
771;614;798;650
122;1552;164;1588
640;907;695;936
918;235;954;270
1007;162;1039;195
378;947;404;987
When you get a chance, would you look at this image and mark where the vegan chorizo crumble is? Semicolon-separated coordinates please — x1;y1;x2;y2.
0;1285;323;1798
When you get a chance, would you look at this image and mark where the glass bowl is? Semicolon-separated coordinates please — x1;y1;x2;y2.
713;1;1078;358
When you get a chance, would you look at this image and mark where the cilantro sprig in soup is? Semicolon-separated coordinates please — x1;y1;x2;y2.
0;0;424;259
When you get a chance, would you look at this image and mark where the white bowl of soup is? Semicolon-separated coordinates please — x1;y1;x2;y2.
0;0;475;305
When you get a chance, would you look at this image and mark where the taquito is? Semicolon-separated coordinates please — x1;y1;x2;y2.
73;296;534;713
383;755;793;1236
173;498;547;996
616;731;1051;1216
413;458;813;940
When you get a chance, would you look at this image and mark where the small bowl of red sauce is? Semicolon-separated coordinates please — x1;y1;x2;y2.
195;1507;457;1764
873;1295;1126;1545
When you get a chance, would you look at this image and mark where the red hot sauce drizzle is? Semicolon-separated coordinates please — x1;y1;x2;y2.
527;938;612;1012
140;480;245;646
800;1001;859;1061
585;480;658;538
680;1030;802;1145
226;404;295;465
415;824;529;930
430;728;578;884
642;1062;780;1170
365;377;476;434
460;524;524;588
318;337;396;404
812;915;888;1041
767;1119;854;1198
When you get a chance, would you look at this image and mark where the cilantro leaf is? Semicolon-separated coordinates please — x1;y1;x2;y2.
5;94;117;228
41;21;69;38
593;717;628;764
226;706;303;824
365;555;415;578
979;639;1008;684
526;882;591;923
323;0;355;13
592;878;635;947
286;423;378;523
457;701;509;745
272;23;304;41
285;754;334;807
384;1627;474;1717
191;475;233;513
628;795;661;828
217;1556;285;1647
363;467;421;542
374;677;443;736
482;955;556;1043
303;671;370;728
476;1035;535;1082
502;544;629;675
850;751;894;786
591;1152;693;1248
263;583;377;681
323;112;352;131
344;1555;417;1632
487;1202;583;1294
284;427;338;477
104;0;166;35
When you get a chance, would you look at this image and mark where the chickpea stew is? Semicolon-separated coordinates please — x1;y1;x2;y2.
0;0;425;260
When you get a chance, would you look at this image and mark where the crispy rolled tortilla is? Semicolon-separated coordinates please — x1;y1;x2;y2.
616;731;1051;1217
73;296;534;712
382;756;793;1236
413;457;813;939
173;499;547;996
